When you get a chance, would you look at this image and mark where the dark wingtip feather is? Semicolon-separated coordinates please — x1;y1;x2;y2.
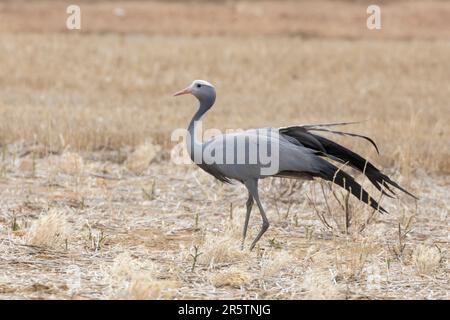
301;120;367;129
316;161;388;214
382;178;419;200
308;133;417;200
308;128;380;155
280;125;417;201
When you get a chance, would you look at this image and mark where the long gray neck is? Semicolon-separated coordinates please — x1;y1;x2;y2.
187;97;214;162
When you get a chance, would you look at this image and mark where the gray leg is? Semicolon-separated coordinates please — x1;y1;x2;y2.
244;179;270;251
241;192;254;250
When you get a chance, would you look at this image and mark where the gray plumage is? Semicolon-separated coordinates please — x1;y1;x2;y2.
174;80;417;250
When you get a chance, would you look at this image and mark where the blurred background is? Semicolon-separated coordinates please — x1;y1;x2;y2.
0;0;448;174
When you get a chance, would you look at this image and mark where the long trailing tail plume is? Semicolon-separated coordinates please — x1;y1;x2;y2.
280;121;418;211
315;159;388;214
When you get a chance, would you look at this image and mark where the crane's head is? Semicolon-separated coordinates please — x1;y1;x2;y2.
173;80;216;108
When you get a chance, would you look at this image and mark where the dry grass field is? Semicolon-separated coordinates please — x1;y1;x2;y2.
0;0;448;299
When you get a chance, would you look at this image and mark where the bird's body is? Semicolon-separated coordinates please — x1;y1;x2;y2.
198;128;328;181
174;80;416;250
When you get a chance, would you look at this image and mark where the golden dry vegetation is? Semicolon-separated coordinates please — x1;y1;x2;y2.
0;0;448;299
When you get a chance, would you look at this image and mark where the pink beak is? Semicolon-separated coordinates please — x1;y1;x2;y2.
173;86;192;96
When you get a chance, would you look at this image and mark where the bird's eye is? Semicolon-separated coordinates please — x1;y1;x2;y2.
196;84;202;88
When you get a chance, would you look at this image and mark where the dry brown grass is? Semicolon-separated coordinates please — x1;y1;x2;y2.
210;269;251;289
0;155;447;299
107;252;179;299
301;268;341;299
0;34;449;174
26;210;72;248
125;141;161;174
198;233;249;266
0;0;448;300
411;245;442;275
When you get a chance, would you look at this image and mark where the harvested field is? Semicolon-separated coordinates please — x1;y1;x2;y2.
0;0;448;299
